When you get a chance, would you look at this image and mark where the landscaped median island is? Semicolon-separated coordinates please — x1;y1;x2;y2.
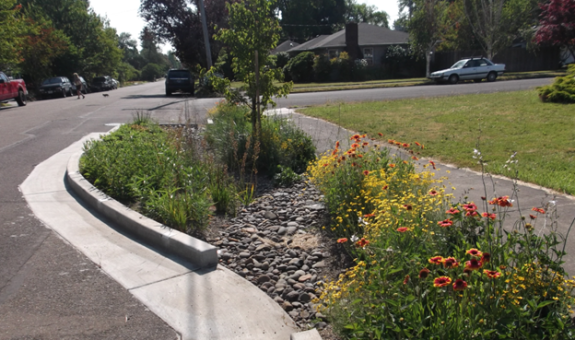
79;100;575;339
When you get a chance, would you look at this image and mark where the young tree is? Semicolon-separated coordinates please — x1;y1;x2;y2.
535;0;575;62
408;0;450;77
214;0;292;134
462;0;540;59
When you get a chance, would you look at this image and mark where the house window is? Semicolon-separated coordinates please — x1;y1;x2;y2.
363;48;373;65
328;50;339;59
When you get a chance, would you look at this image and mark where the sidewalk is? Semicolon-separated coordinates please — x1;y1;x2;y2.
268;108;575;277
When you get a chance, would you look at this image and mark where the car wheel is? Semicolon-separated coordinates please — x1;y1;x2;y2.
487;72;497;82
16;90;27;106
62;88;67;98
166;90;172;96
448;74;459;84
473;79;482;83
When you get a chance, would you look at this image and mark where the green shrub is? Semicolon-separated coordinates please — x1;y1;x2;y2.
140;63;164;81
538;64;575;103
313;54;332;82
273;165;301;187
284;52;315;83
275;52;290;70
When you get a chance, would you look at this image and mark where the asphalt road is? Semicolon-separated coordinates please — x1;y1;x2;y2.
0;77;554;339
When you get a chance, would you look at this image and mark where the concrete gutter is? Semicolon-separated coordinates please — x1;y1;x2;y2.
65;151;218;270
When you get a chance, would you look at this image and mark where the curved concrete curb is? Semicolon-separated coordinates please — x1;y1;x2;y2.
66;151;218;269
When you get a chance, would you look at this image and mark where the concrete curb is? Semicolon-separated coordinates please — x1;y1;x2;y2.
65;151;218;270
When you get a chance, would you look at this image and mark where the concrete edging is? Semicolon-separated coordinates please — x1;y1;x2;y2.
65;151;218;269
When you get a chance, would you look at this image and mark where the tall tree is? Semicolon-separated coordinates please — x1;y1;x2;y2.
345;0;389;27
214;0;292;134
408;0;450;76
277;0;347;42
0;0;25;69
462;0;540;59
139;0;233;68
535;0;575;62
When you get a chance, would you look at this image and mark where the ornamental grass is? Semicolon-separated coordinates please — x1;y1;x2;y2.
308;135;575;339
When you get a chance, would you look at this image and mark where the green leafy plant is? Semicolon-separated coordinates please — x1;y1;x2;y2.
538;64;575;103
273;165;301;187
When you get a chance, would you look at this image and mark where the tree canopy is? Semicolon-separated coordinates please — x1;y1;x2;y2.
535;0;575;62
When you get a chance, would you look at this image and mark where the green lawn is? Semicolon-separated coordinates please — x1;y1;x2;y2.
300;89;575;195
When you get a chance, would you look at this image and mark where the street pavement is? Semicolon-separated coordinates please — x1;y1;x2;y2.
0;78;561;339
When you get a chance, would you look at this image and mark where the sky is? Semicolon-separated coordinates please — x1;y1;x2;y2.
89;0;401;53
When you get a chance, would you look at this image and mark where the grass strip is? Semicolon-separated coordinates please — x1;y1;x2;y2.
300;89;575;195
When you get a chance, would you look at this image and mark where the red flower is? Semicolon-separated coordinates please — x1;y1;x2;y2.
481;212;496;220
337;238;348;243
489;196;513;207
429;160;436;169
403;275;410;285
429;190;438;196
403;204;413;210
382;185;388;190
378;132;383;137
466;248;483;257
350;134;360;140
529;214;537;219
462;203;477;212
355;238;369;248
483;270;501;279
480;252;491;263
341;156;346;161
415;141;421;147
397;227;408;232
412;156;419;160
453;279;468;291
438;219;453;227
362;142;369;147
389;163;396;168
419;268;430;279
429;256;444;265
351;162;357;167
363;213;375;218
335;141;340;148
402;143;410;148
532;207;545;214
363;170;370;176
351;143;359;149
466;211;478;217
322;163;329;167
443;257;459;269
331;149;338;156
446;208;460;215
465;259;483;271
433;276;452;287
388;139;395;144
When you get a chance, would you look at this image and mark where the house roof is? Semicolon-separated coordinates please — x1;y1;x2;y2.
271;40;300;54
287;23;409;53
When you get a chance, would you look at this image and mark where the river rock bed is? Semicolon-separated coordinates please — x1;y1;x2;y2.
205;180;344;330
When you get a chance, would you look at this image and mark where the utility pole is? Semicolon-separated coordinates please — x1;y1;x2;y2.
198;0;212;68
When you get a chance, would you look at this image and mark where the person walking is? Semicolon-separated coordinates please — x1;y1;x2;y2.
73;73;85;99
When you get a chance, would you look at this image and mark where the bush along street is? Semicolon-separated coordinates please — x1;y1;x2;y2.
308;135;575;339
538;64;575;103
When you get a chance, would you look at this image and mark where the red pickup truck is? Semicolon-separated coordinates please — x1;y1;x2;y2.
0;71;28;106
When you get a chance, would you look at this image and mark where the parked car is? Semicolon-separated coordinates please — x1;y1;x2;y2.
91;76;114;92
429;57;506;84
165;69;194;96
38;77;73;99
111;78;118;89
71;76;89;94
0;71;27;106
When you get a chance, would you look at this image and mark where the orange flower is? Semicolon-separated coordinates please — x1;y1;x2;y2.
382;185;388;190
403;160;408;164
388;139;395;144
443;257;459;269
361;134;367;138
532;207;545;214
466;248;483;257
351;162;357;167
355;238;369;248
331;149;337;156
446;208;460;215
397;227;408;232
529;214;537;219
350;134;360;140
481;212;496;220
389;163;396;168
362;142;369;147
363;170;370;176
357;154;363;158
337;238;348;243
335;141;340;148
322;163;328;167
489;196;513;207
412;156;419;160
363;213;375;218
462;203;477;212
438;219;453;227
483;270;501;279
433;276;452;287
465;259;482;271
403;275;410;285
415;141;421;147
419;268;430;279
351;143;359;148
429;256;444;265
402;143;410;148
429;190;438;196
453;279;468;291
378;132;383;137
429;160;436;169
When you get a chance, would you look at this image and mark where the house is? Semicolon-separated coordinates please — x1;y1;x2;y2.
285;23;409;65
271;40;300;55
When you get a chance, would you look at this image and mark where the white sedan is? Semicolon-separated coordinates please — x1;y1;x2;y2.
429;58;506;84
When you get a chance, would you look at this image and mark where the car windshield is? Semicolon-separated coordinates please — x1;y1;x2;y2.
42;77;62;84
169;71;190;78
450;60;467;69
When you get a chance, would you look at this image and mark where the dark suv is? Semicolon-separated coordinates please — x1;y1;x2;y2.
91;76;113;92
38;77;73;99
165;69;194;96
